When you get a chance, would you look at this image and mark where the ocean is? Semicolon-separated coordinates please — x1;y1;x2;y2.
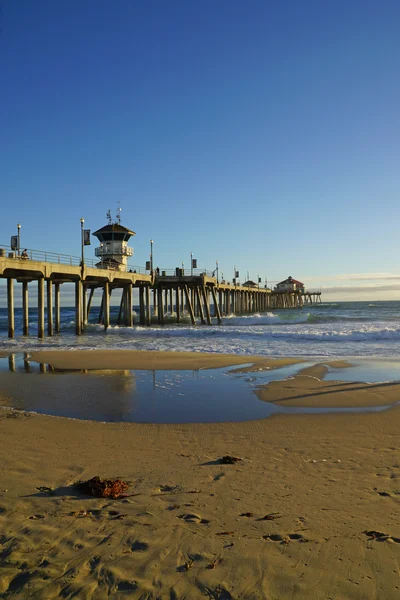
1;300;400;358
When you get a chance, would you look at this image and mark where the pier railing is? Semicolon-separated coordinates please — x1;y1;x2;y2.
0;245;214;277
0;245;146;273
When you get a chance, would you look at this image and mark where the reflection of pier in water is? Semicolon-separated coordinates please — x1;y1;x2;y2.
2;354;138;421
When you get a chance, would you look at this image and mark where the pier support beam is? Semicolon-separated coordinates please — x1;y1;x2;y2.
86;287;94;324
38;278;45;339
157;288;165;325
104;282;110;330
117;290;124;325
75;280;82;335
184;285;196;325
82;285;87;328
47;280;53;336
54;283;60;333
7;278;14;339
98;291;104;324
176;288;180;323
126;283;133;326
145;286;151;326
195;286;206;324
211;287;222;324
22;281;29;336
201;286;212;325
139;286;145;325
153;289;157;318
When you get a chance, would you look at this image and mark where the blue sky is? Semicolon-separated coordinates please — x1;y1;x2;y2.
1;0;400;300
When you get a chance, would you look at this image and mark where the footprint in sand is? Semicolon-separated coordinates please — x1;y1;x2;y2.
178;513;210;524
130;541;148;552
263;533;309;544
363;530;400;543
159;484;181;493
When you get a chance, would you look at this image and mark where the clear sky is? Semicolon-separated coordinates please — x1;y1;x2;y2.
1;0;400;301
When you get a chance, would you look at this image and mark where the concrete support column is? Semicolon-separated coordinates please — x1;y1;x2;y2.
54;283;61;333
126;284;133;326
191;289;195;315
157;288;164;324
98;292;104;324
86;287;94;324
195;286;205;324
202;286;211;325
145;286;151;326
7;278;14;339
104;282;110;330
47;280;53;336
211;287;221;324
75;280;82;335
22;281;29;336
184;285;196;325
139;286;145;325
164;289;168;314
176;288;180;323
38;278;45;339
153;289;157;318
82;285;87;327
117;290;124;325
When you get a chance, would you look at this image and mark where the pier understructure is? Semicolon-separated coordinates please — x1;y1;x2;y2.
0;256;321;338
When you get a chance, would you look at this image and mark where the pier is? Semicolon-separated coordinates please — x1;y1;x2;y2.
1;212;321;338
0;250;321;339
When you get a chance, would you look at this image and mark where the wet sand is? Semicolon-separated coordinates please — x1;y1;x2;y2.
29;349;303;372
1;351;400;599
256;363;400;407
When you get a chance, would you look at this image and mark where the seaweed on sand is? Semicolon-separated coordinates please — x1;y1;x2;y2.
75;476;129;499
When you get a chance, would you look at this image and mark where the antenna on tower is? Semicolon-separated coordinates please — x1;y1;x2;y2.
116;202;122;224
106;209;112;224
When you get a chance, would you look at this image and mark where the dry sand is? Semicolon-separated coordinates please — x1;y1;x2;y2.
1;351;400;599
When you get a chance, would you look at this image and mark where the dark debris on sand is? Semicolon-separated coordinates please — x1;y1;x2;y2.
75;476;129;499
219;456;242;465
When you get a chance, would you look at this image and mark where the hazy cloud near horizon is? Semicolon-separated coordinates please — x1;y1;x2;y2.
321;284;400;294
303;273;400;282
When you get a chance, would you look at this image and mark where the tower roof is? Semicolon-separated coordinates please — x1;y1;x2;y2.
93;223;136;237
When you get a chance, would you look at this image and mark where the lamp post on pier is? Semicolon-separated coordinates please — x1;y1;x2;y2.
190;252;193;276
80;218;85;267
17;223;21;256
216;260;219;283
150;239;154;271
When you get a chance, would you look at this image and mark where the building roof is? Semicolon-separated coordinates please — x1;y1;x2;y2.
93;223;136;237
277;276;304;286
242;280;258;287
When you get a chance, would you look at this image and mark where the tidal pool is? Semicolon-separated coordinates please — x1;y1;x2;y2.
0;355;397;423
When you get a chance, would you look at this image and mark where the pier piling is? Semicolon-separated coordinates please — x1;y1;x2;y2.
7;278;14;339
22;281;29;336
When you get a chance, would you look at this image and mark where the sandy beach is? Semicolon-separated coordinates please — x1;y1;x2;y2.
1;351;400;599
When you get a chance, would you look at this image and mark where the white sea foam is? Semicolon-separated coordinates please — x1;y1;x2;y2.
2;302;400;358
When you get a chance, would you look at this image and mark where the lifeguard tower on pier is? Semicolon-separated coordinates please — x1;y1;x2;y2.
93;208;135;271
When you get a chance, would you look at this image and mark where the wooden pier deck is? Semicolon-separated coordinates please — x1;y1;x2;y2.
0;254;321;338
